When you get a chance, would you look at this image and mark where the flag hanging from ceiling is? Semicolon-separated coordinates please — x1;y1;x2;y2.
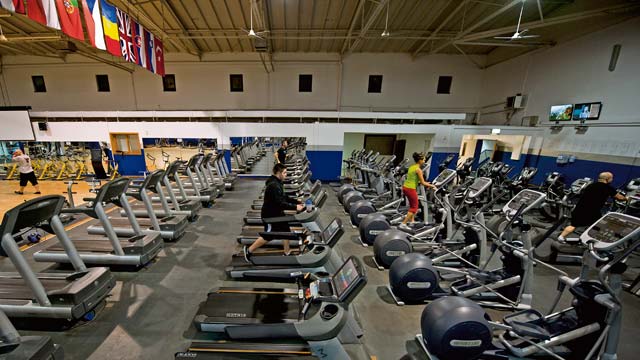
54;0;83;40
99;0;119;56
27;0;60;29
131;19;146;68
144;28;156;73
116;7;135;63
154;37;165;76
81;0;105;50
0;0;25;14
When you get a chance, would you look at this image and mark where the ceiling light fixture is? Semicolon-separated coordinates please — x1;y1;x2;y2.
381;0;390;37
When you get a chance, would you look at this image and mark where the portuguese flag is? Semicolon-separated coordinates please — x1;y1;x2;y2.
55;0;84;40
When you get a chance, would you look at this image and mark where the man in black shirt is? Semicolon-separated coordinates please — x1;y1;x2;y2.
244;163;304;261
276;140;288;164
559;171;627;241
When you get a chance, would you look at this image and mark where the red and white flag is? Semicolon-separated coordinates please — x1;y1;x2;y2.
27;0;61;29
154;37;165;76
0;0;25;14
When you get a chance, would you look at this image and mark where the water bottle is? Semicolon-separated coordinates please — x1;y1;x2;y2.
305;198;313;212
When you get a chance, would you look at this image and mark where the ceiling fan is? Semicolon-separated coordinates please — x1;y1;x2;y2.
241;0;269;40
494;0;540;41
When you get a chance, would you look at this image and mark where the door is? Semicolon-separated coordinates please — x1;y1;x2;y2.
364;134;396;155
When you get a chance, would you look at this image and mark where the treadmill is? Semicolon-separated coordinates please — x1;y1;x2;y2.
179;154;218;199
213;151;234;190
240;206;325;243
87;170;188;241
183;256;366;359
159;160;213;208
0;196;115;320
0;308;63;359
200;152;226;195
33;177;164;267
227;218;345;282
251;180;324;210
243;197;327;228
125;162;201;222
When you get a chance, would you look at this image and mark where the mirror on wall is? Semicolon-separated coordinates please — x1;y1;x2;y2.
458;134;536;179
142;137;218;171
228;137;306;176
1;140;108;180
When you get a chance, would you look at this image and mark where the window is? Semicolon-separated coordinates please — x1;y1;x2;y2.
368;75;383;93
32;75;46;92
230;74;243;92
299;74;312;92
109;132;141;155
96;74;110;92
437;75;452;94
163;74;176;92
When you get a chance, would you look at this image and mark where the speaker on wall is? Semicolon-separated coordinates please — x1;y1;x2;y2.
609;44;621;72
37;122;48;131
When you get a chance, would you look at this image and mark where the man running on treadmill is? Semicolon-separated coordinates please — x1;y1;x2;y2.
244;163;304;260
558;171;627;241
275;140;288;164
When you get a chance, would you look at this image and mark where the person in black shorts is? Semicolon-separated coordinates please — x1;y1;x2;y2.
244;163;304;260
558;171;627;241
12;149;41;195
275;140;288;164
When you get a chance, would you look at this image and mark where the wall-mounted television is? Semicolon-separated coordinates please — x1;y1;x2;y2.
549;104;573;121
572;102;602;120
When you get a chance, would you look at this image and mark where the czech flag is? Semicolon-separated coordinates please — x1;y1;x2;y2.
55;0;84;40
99;0;120;56
0;0;25;14
27;0;60;29
81;0;106;50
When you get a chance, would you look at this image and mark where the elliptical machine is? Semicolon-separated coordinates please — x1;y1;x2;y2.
387;188;545;309
416;212;640;360
371;169;461;269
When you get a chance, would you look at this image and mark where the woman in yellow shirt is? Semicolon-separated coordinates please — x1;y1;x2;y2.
401;152;437;226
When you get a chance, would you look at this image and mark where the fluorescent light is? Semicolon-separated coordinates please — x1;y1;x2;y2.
491;128;501;134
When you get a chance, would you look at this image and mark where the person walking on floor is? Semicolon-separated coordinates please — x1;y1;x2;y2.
12;149;41;195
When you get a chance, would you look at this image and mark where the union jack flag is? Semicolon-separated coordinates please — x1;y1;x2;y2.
116;8;135;63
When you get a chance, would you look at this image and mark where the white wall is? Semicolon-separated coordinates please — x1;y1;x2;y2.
0;52;483;113
478;18;640;162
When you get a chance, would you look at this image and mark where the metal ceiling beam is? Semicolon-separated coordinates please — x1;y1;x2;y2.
460;2;640;42
115;0;189;53
158;0;202;55
191;0;220;52
75;49;135;73
262;0;275;71
0;19;59;55
172;34;454;40
340;0;365;54
411;0;468;57
536;0;544;22
456;40;554;47
452;43;483;69
348;0;390;52
429;0;522;55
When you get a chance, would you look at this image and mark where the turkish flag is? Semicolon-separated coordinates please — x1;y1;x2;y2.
154;37;165;76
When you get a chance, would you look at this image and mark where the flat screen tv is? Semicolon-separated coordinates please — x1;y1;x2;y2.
572;102;602;120
549;104;574;121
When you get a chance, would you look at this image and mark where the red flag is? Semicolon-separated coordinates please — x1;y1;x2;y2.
55;0;84;40
27;0;61;29
0;0;25;14
154;37;165;76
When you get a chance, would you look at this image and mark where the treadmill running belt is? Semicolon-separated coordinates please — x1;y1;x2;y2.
197;291;301;325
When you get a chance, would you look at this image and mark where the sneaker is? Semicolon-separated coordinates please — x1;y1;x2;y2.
398;223;412;232
14;191;23;195
242;246;251;262
34;191;41;194
557;235;566;243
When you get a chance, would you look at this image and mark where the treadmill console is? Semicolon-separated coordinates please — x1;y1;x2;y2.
306;256;366;305
321;218;345;247
432;169;457;188
502;189;545;217
467;177;492;200
580;212;640;250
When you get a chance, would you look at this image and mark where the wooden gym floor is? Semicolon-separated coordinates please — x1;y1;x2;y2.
0;180;95;219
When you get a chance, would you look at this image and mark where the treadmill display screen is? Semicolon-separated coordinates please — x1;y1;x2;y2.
333;259;360;298
322;220;340;241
